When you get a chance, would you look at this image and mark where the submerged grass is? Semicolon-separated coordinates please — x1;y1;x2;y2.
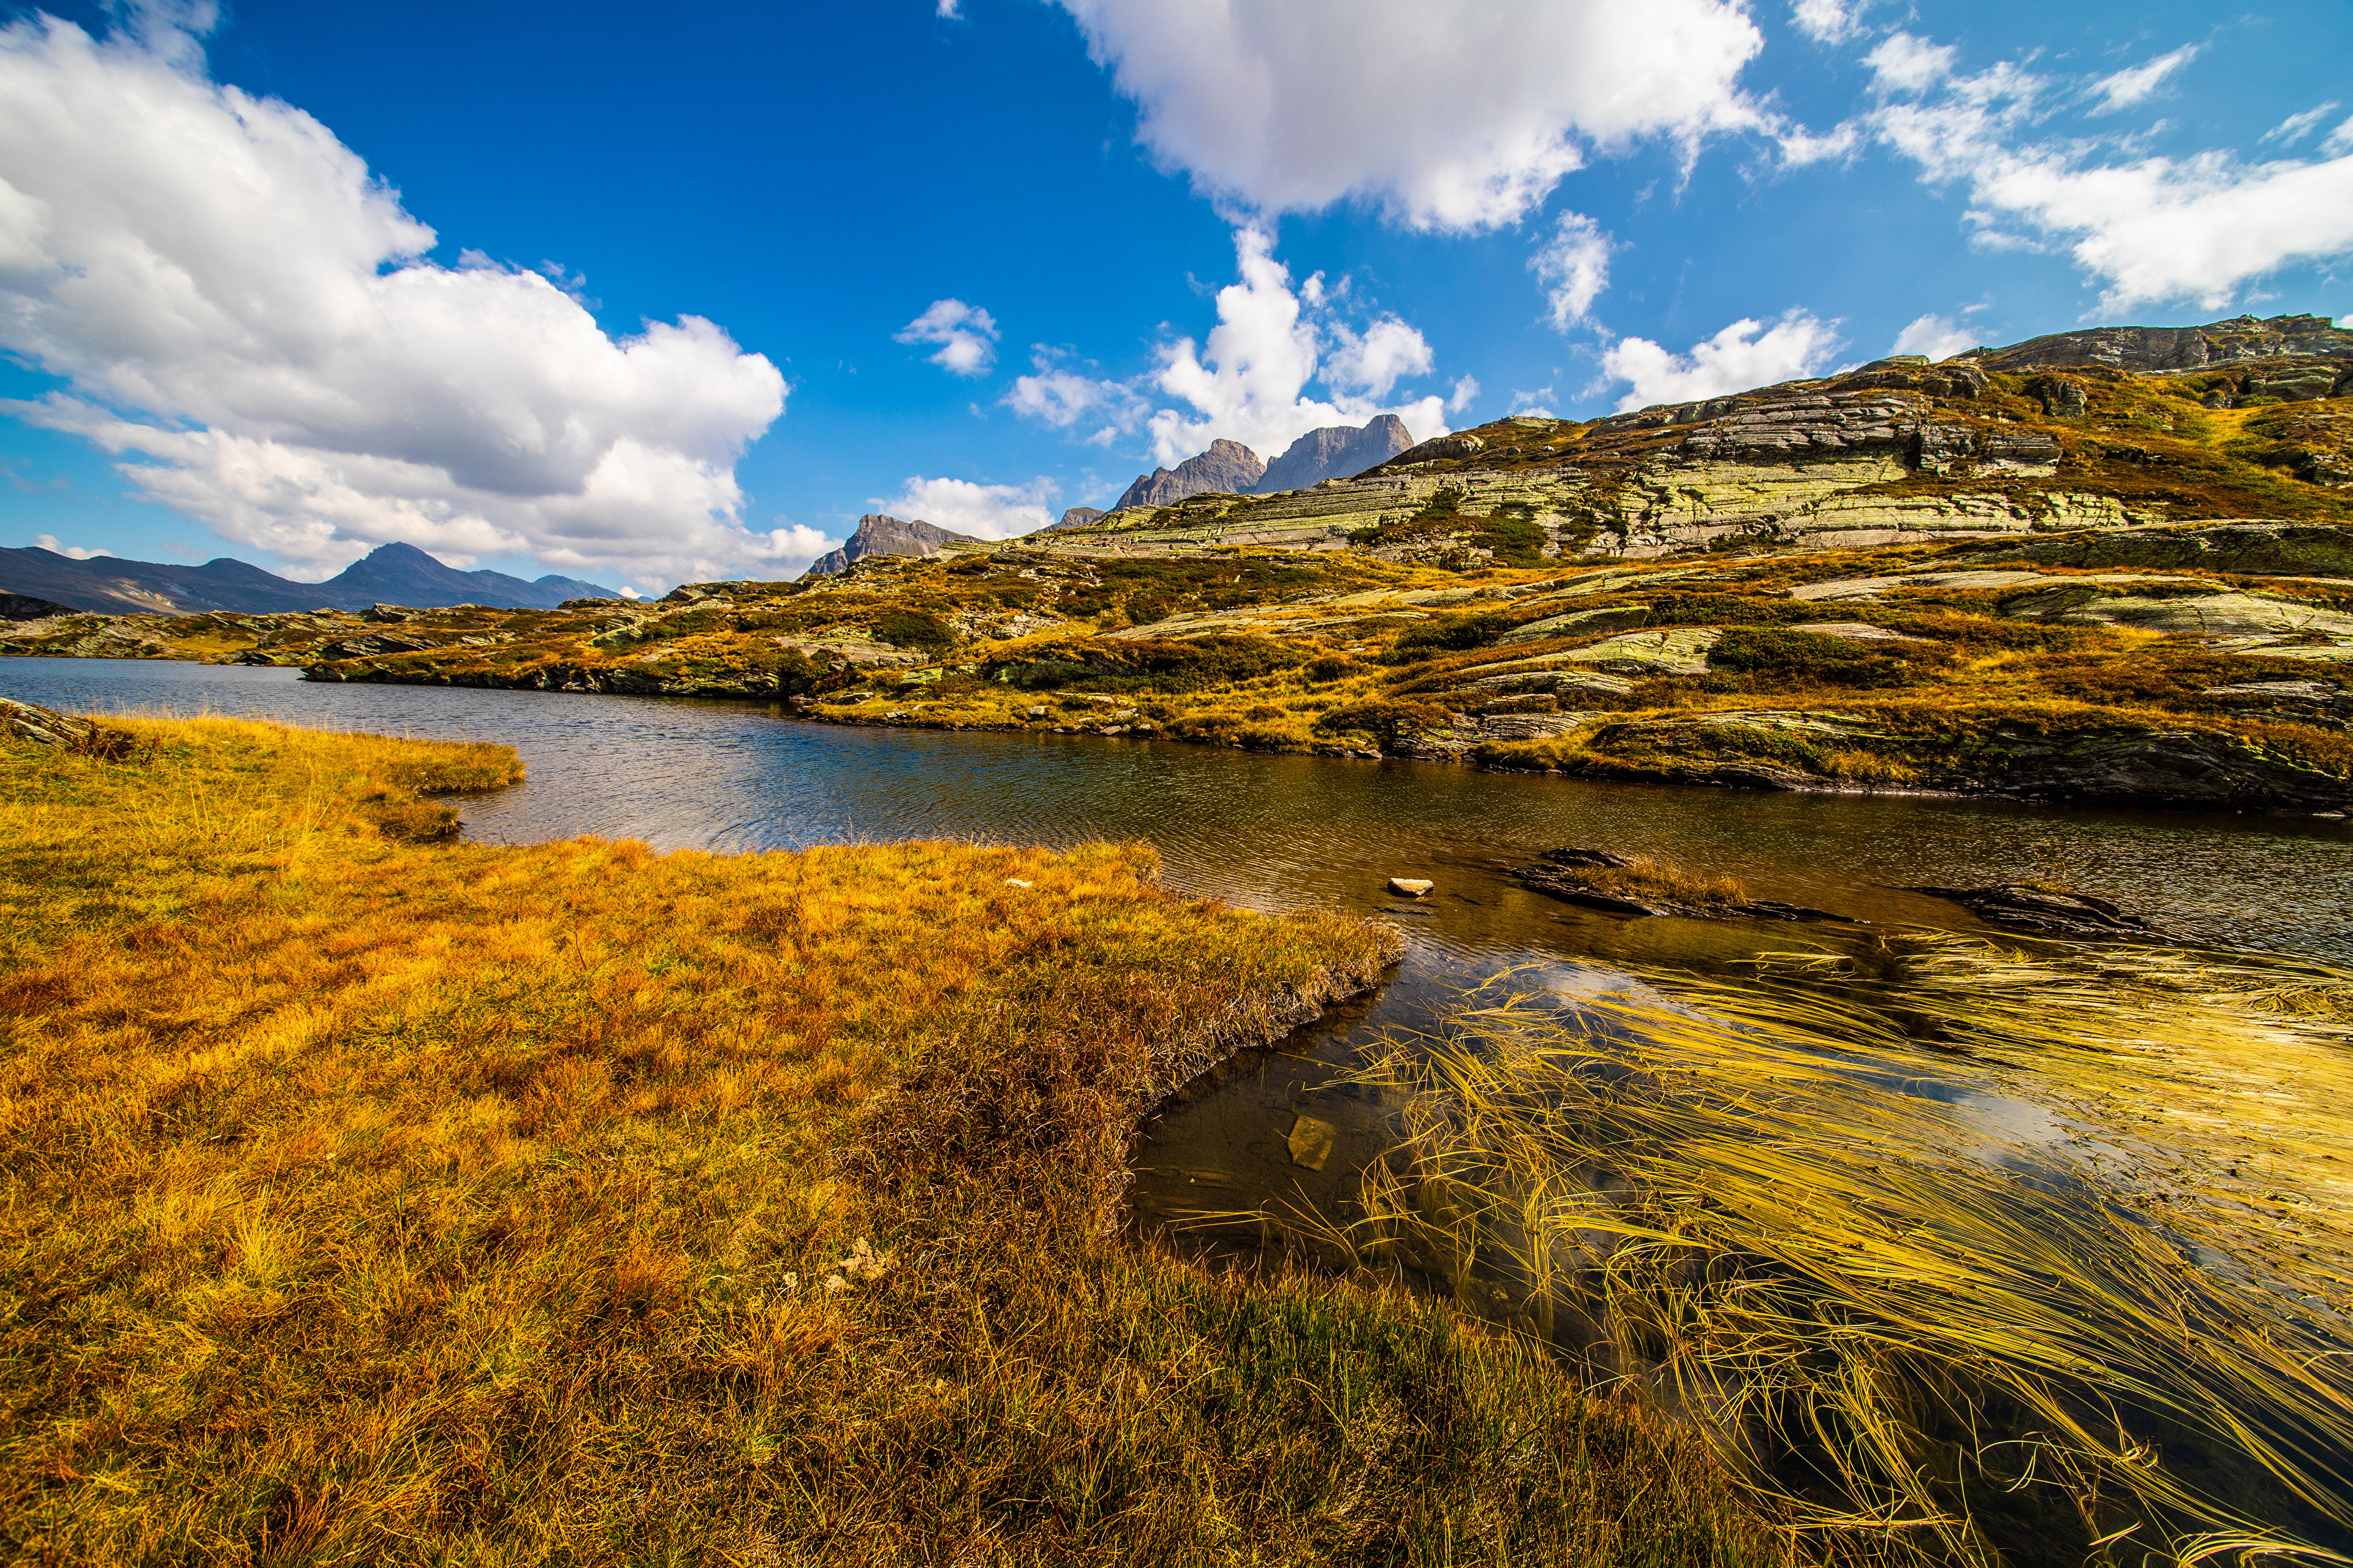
0;714;1797;1564
1324;940;2353;1566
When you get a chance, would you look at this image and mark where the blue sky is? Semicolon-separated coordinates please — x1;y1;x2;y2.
2;0;2349;594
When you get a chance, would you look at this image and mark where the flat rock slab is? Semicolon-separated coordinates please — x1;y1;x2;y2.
1388;877;1434;896
1904;883;2157;939
1556;626;1723;676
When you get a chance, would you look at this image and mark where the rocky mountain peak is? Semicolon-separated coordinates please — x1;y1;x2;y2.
1112;441;1268;510
1256;415;1416;493
803;513;983;578
1111;417;1421;513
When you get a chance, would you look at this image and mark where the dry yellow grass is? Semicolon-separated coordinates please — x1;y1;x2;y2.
0;715;1797;1564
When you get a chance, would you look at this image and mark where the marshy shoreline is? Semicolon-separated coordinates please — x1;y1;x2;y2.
0;706;1798;1565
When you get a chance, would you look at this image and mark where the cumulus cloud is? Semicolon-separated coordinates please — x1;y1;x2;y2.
1600;310;1842;411
895;298;1000;376
1866;32;1958;96
1867;40;2353;310
1531;211;1613;330
1051;0;1764;231
1447;376;1481;414
1323;317;1434;400
32;531;110;559
1890;313;1979;361
0;11;794;584
2090;45;2197;115
875;475;1059;540
1142;227;1447;466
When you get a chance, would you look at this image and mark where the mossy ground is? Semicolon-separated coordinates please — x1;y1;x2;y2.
0;717;1794;1564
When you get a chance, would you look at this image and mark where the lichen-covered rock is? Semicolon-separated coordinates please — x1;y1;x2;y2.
0;697;143;759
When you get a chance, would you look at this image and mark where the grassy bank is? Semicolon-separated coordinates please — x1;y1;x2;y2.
0;713;1794;1564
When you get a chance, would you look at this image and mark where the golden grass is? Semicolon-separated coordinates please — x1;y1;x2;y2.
1321;944;2353;1565
0;716;1797;1564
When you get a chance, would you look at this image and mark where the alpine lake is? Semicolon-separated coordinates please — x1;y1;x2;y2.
13;654;2353;1562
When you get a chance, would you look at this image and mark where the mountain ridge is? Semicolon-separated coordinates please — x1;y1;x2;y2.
0;540;616;615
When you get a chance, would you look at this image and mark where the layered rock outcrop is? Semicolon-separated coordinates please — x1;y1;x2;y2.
1971;313;2353;376
803;514;983;577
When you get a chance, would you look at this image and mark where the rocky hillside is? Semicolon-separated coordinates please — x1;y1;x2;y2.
1051;312;2351;567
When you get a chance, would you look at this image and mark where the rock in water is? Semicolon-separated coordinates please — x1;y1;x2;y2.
1903;884;2158;939
1112;439;1267;510
1287;1115;1337;1172
1388;877;1434;897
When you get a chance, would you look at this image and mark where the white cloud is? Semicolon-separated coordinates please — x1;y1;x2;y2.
32;531;111;559
1323;316;1433;400
895;297;1000;377
2327;118;2353;157
1869;50;2353;310
1141;227;1446;465
1447;375;1480;414
1508;387;1557;418
1777;119;1864;167
1890;313;1979;361
1531;211;1613;330
1600;310;1842;411
2262;104;2340;146
1790;0;1870;45
1866;33;1958;96
0;12;792;585
937;0;961;15
1051;0;1764;232
2090;45;2197;115
876;475;1059;541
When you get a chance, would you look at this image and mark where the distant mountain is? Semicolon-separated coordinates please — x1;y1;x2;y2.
1110;418;1421;513
320;542;615;611
0;540;618;616
1054;507;1107;531
803;514;982;577
1255;415;1415;493
1113;439;1268;510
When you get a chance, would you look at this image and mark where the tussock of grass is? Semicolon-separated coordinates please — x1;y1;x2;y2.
0;716;1794;1564
1324;944;2353;1564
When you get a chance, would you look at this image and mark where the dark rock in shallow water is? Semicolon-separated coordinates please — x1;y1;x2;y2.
1513;847;1849;922
1903;884;2156;939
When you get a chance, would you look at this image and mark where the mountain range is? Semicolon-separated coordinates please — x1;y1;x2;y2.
1111;415;1415;511
0;541;617;617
